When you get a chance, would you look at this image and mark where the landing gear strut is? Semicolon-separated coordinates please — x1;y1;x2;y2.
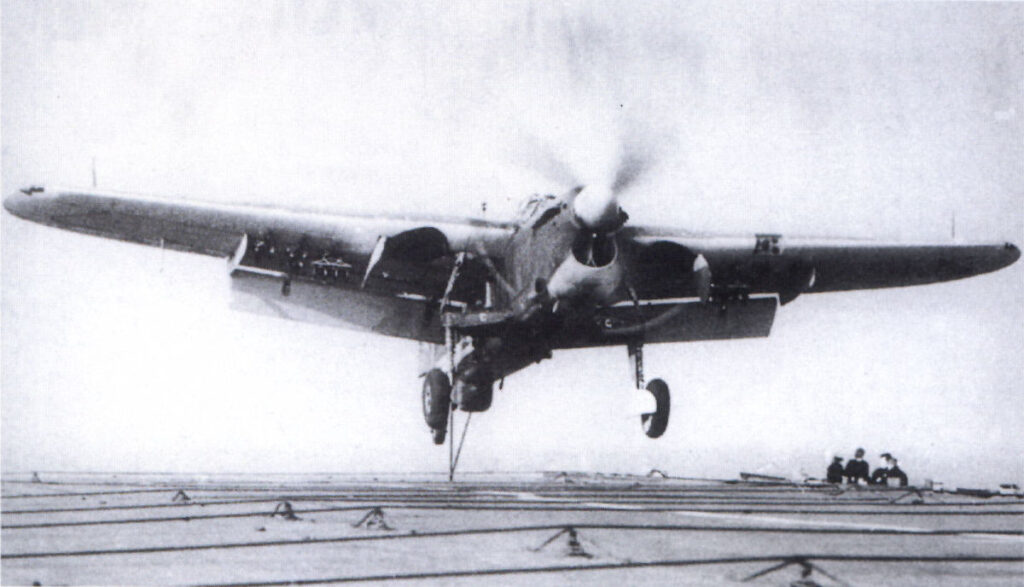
442;328;478;481
628;342;670;439
432;252;479;481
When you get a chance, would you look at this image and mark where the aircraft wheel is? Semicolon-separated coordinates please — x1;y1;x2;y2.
431;426;447;446
422;369;451;433
641;378;670;439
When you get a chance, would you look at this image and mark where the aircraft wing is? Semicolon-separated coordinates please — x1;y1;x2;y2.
624;227;1020;305
4;186;512;342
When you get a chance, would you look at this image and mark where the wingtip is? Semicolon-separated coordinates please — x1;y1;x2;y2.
1003;242;1021;266
4;186;41;218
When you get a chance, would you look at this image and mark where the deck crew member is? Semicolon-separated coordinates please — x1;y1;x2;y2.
871;452;894;485
844;448;870;485
826;456;845;484
887;457;908;487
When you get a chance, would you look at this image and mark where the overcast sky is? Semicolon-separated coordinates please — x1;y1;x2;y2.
3;1;1022;487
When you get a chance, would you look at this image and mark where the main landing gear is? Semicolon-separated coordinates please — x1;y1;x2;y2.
423;252;483;479
629;342;670;438
422;355;483;481
422;368;451;445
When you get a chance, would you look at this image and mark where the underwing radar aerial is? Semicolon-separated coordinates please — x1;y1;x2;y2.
5;179;1019;450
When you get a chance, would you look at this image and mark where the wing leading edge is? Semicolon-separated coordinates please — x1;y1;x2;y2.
3;186;512;258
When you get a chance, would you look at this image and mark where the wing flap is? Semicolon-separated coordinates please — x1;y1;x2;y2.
554;297;778;349
229;270;445;343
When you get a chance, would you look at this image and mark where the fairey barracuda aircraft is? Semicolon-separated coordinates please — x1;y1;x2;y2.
4;182;1020;451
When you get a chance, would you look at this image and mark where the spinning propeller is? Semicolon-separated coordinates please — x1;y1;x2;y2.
513;135;659;304
513;130;658;236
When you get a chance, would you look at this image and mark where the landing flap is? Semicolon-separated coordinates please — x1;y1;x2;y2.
555;296;778;349
441;310;514;330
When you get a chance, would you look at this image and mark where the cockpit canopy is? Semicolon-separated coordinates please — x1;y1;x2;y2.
514;193;557;223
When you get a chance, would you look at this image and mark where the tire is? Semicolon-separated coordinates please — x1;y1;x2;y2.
642;378;670;439
422;369;451;431
431;427;446;445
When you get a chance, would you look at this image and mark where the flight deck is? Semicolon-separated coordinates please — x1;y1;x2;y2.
2;472;1022;585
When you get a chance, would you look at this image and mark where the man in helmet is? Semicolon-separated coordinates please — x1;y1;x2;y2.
844;448;870;485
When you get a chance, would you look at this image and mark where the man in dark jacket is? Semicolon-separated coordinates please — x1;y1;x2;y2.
826;456;845;484
887;457;909;487
844;448;870;485
871;452;894;485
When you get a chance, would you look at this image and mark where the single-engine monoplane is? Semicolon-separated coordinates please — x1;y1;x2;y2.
5;177;1019;455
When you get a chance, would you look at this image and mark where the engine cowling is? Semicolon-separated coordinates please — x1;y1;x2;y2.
546;231;624;304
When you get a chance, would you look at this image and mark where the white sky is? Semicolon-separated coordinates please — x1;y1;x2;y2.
2;1;1022;487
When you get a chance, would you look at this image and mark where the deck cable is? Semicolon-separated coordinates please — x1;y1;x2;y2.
5;501;1021;528
190;554;1024;587
4;522;1021;559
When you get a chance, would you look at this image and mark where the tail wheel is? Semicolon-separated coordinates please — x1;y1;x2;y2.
641;378;670;439
422;369;451;441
